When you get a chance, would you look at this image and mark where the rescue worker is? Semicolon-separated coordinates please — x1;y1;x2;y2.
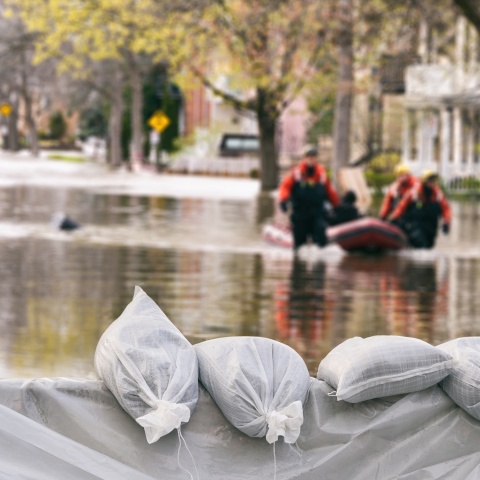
278;147;339;251
330;190;362;226
390;170;451;249
379;164;417;222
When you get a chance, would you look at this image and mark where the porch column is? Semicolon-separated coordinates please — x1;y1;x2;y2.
402;108;411;164
466;108;474;175
423;112;436;168
417;110;425;171
452;107;462;175
440;108;451;181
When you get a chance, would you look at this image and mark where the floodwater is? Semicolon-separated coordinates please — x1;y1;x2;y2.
0;159;479;378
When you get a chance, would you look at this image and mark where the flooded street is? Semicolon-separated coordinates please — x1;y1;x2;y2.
0;154;479;378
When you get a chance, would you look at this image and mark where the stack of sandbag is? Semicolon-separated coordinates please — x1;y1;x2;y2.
195;336;311;444
317;335;454;403
437;337;480;420
94;286;198;444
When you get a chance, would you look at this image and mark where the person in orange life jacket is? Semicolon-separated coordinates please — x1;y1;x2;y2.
390;170;451;249
379;164;418;222
330;190;362;226
278;147;340;250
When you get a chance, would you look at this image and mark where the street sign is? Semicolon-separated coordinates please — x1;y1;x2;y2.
148;111;170;133
0;104;12;116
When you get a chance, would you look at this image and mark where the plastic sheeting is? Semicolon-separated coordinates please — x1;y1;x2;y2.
1;377;480;479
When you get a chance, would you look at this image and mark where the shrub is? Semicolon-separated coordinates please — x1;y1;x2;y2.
366;151;401;174
364;151;401;191
49;111;67;140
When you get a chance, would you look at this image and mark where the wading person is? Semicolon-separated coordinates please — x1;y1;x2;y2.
379;164;417;222
330;190;362;226
390;170;451;249
278;147;339;251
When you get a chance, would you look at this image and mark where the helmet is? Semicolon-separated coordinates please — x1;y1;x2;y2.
302;146;319;158
394;164;410;176
422;169;438;181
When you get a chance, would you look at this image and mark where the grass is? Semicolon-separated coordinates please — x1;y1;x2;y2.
47;153;86;163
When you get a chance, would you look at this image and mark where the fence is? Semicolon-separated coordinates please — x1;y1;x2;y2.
445;175;480;195
166;156;259;177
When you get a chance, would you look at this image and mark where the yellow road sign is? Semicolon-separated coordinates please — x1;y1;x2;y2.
0;104;12;116
148;111;170;132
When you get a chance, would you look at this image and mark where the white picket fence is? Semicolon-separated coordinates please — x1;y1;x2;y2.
167;156;259;176
445;175;480;194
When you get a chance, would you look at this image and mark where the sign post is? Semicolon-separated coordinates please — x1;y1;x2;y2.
148;111;170;167
0;104;11;149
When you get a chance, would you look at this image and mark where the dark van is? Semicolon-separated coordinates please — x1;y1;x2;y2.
219;133;260;157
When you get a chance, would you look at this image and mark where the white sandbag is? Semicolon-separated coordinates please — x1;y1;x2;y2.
194;336;311;444
438;337;480;421
317;335;454;403
94;286;198;443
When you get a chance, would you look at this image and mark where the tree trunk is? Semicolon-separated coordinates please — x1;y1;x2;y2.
128;56;144;168
257;87;279;191
332;0;354;177
108;71;124;168
7;106;19;151
23;93;39;157
19;59;39;157
5;94;19;151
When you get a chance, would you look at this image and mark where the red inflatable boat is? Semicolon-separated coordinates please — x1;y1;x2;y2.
262;217;407;253
327;217;407;252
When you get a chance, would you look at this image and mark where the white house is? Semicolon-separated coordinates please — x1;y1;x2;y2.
402;17;480;183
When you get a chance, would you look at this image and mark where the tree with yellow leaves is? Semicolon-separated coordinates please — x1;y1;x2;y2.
177;0;334;191
9;0;193;166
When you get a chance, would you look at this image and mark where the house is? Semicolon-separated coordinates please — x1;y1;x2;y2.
402;17;480;183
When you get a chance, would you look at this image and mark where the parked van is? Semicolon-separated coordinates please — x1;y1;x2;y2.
218;133;259;157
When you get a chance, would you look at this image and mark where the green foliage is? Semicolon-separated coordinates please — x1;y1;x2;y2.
78;107;108;141
307;89;336;140
364;170;396;190
142;66;182;154
122;65;182;159
47;153;85;163
450;176;480;189
364;151;401;191
49;111;67;140
366;151;401;173
446;176;480;198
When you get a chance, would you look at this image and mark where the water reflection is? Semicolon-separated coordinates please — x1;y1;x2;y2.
0;183;479;378
273;258;330;374
268;253;479;374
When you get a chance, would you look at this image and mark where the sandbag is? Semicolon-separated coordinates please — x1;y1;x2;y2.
94;286;198;443
195;336;311;444
438;337;480;421
317;335;454;403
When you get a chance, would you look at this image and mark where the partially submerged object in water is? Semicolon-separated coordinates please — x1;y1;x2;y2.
50;212;81;231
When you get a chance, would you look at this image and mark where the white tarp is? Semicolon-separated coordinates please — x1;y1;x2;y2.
1;377;480;479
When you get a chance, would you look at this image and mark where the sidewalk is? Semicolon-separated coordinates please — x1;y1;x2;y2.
0;149;262;201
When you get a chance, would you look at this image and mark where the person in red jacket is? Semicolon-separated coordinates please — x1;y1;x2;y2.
379;164;418;221
278;147;339;250
390;170;451;249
